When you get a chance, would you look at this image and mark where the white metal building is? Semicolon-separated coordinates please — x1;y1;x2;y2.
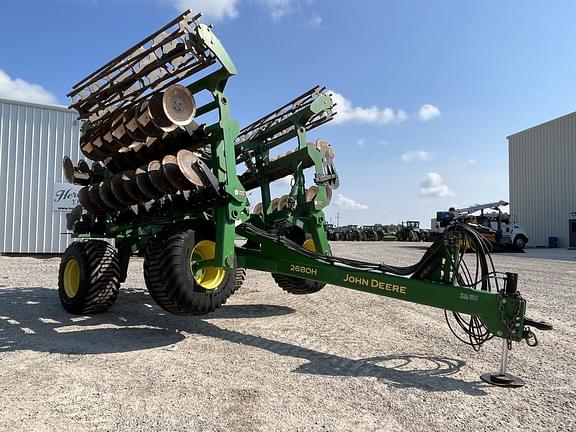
0;98;81;253
508;112;576;248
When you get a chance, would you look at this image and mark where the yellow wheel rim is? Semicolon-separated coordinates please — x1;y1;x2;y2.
63;259;81;298
303;239;316;252
190;240;226;290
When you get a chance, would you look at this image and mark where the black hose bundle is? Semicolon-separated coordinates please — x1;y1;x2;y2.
440;224;499;350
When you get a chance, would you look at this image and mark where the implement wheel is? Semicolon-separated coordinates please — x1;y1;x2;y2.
58;241;121;314
143;227;244;315
272;226;327;295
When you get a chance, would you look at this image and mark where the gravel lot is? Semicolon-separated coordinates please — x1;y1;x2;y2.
0;242;574;432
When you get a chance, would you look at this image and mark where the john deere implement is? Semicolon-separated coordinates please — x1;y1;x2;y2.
60;10;550;387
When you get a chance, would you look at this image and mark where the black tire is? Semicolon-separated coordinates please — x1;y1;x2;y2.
513;235;527;250
272;226;327;295
143;228;241;315
58;240;121;314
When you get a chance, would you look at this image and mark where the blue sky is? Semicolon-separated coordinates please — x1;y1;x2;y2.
1;1;575;226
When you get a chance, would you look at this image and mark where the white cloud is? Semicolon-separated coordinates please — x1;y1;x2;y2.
168;0;240;21
330;91;408;125
450;157;478;168
334;193;368;210
0;70;58;105
419;172;454;197
165;0;313;22
418;104;441;122
258;0;296;21
401;150;430;162
307;12;323;28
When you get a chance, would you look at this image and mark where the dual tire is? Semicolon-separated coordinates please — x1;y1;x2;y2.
58;225;320;315
58;227;245;316
58;240;121;314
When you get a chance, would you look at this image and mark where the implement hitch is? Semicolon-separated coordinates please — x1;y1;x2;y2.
236;223;552;387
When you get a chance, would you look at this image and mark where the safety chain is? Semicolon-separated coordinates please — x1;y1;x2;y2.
497;293;522;350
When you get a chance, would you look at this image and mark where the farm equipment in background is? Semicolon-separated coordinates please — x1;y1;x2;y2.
396;221;425;241
59;10;550;387
326;224;396;241
430;201;529;250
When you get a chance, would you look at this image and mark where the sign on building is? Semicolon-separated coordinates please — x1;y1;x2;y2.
53;183;82;212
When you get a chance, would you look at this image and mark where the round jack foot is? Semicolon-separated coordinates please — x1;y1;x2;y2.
480;373;525;388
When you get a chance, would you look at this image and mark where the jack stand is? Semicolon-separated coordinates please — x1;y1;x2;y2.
481;339;525;388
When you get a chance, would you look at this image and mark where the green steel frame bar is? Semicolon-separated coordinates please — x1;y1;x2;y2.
236;225;527;343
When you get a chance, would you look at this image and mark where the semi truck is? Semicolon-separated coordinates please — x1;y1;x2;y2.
430;201;529;250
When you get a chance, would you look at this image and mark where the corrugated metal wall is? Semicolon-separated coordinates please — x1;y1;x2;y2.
508;113;576;247
0;98;81;253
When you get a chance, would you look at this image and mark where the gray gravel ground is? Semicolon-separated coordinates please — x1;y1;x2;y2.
0;242;574;432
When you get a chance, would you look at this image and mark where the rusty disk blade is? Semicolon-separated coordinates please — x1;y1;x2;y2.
110;173;138;206
252;202;263;215
144;136;160;148
99;180;125;210
176;149;205;187
148;160;177;194
80;137;107;161
277;194;289;211
77;159;91;174
78;186;104;215
78;186;101;214
100;127;123;153
305;186;318;202
158;85;196;126
92;162;106;178
147;93;178;133
162;154;193;191
315;139;336;160
135;167;164;199
136;100;165;138
120;171;152;203
111;112;134;147
86;184;109;214
63;156;75;183
124;106;148;142
128;141;146;153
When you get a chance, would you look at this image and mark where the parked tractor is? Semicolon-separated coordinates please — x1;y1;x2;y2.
396;221;425;241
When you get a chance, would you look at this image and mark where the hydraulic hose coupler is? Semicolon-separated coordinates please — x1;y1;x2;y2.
505;272;519;295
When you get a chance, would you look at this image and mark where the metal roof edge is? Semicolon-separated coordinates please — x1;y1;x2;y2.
507;111;576;140
0;97;77;115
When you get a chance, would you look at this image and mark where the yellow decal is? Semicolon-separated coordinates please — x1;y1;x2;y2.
343;274;407;295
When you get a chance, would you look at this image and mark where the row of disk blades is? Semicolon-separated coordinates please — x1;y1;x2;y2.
252;185;333;215
79;84;197;167
71;148;217;216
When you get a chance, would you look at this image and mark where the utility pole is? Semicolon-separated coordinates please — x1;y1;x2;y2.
336;212;341;227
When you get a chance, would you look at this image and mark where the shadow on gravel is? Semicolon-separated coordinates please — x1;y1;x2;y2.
0;287;294;355
0;287;487;396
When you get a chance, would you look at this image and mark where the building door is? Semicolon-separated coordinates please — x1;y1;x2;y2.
570;219;576;248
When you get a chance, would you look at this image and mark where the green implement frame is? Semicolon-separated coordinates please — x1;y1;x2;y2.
61;10;549;388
